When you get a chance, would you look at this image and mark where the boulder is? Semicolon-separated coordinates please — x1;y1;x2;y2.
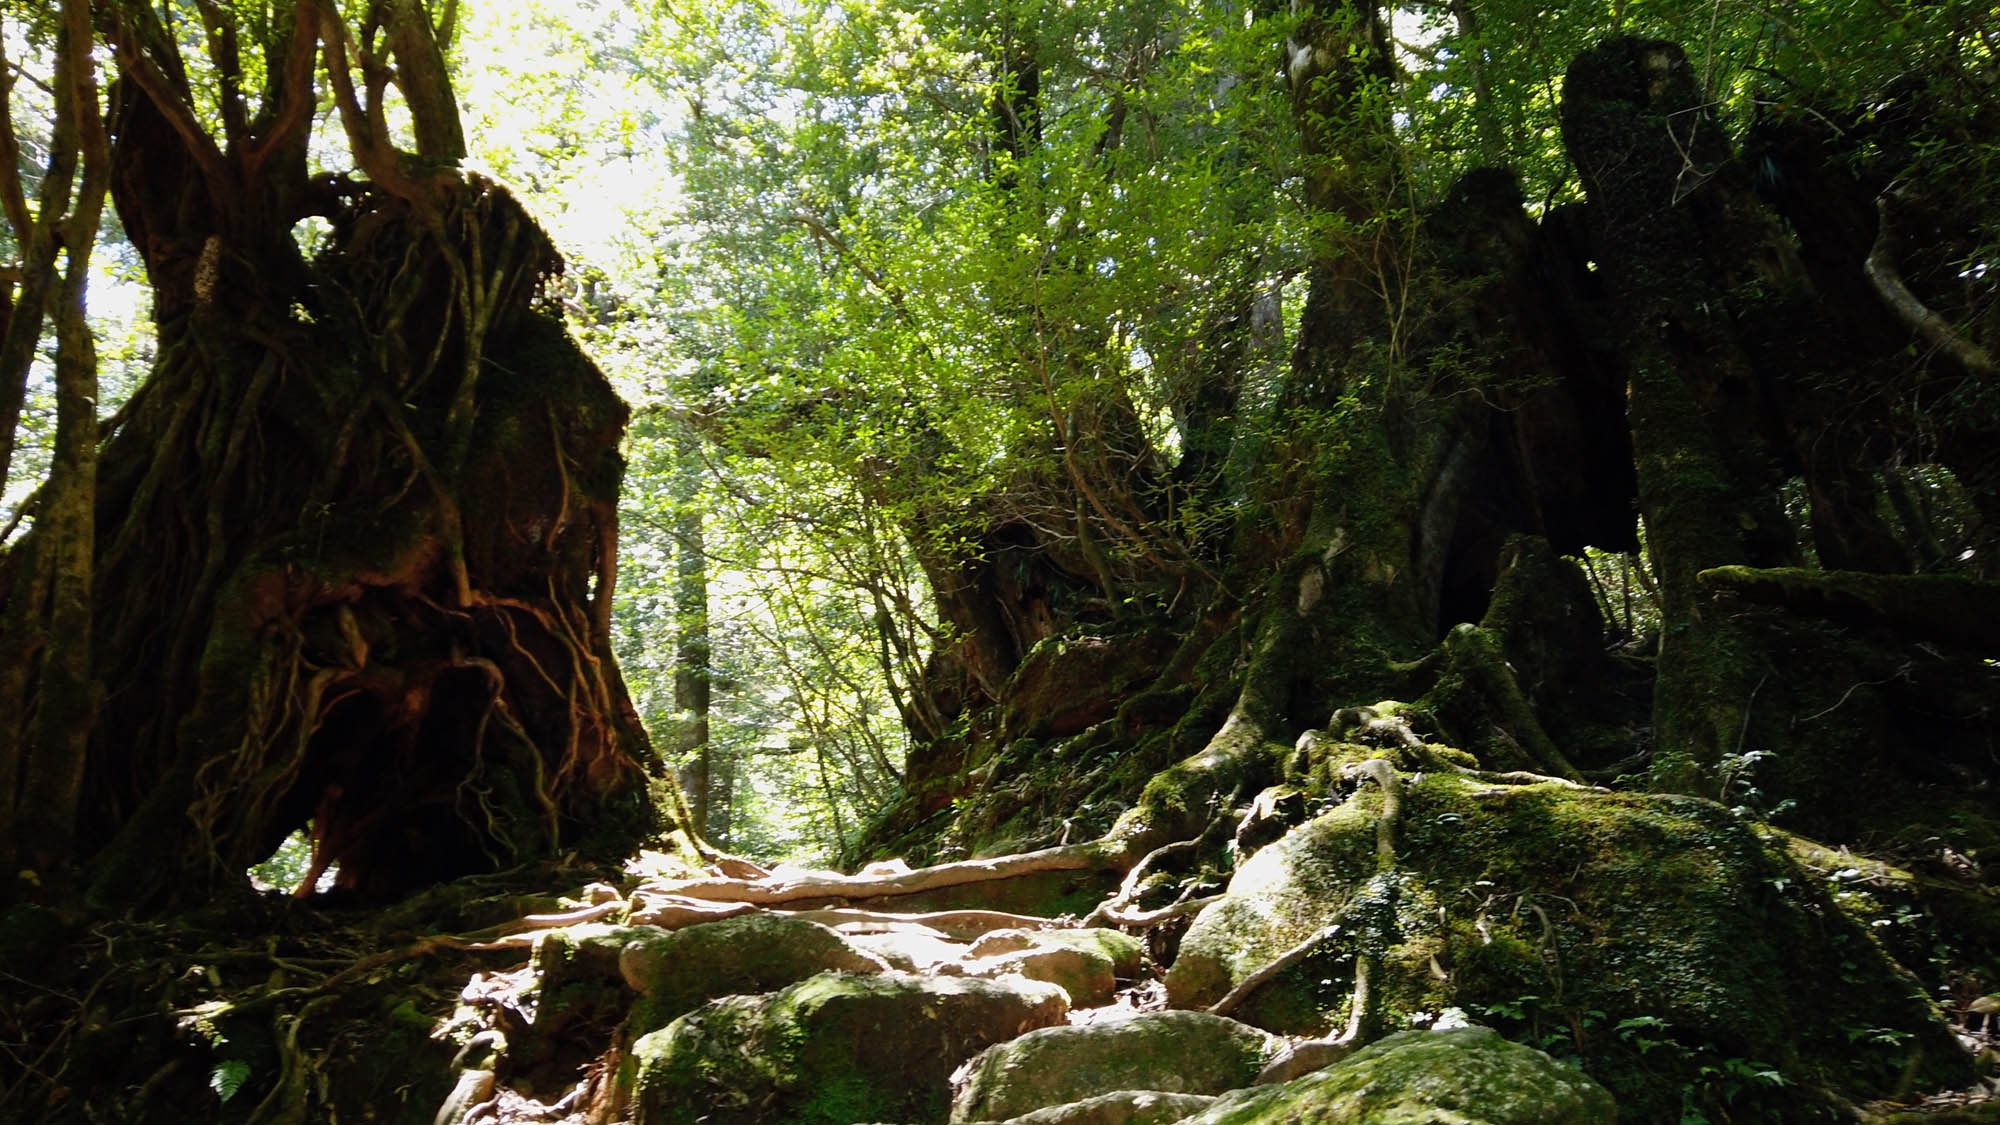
973;1089;1217;1125
949;1010;1280;1122
840;922;972;971
967;927;1146;979
1164;774;1973;1117
1178;1026;1614;1124
617;912;887;1032
960;946;1117;1008
624;970;1070;1125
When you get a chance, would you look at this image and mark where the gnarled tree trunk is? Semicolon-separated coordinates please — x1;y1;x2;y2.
0;0;669;911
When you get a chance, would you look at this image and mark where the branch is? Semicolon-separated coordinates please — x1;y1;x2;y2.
244;0;325;180
317;0;411;195
382;0;464;161
0;26;32;244
1865;193;1998;378
105;7;233;195
190;0;249;148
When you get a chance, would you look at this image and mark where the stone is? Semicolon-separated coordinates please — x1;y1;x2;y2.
949;1009;1280;1123
960;946;1117;1008
1176;1026;1614;1124
841;922;971;971
975;1089;1217;1125
615;912;887;1033
1162;774;1973;1116
966;927;1146;979
624;970;1070;1125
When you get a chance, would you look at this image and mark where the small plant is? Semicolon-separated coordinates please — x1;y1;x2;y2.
210;1058;251;1103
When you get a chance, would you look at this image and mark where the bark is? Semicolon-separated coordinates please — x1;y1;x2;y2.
1561;39;1800;794
0;1;668;910
672;431;713;834
0;0;113;883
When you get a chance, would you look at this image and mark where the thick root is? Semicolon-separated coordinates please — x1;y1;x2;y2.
636;839;1123;908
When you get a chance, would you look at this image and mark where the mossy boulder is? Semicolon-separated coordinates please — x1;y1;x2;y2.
960;946;1118;1008
949;1010;1281;1122
617;913;888;1033
968;1089;1218;1124
1165;774;1974;1118
843;923;973;971
623;970;1070;1124
967;927;1146;980
1179;1026;1615;1124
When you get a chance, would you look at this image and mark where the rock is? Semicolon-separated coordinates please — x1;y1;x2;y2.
949;1009;1281;1123
1177;1026;1614;1124
430;1067;495;1125
973;1089;1217;1125
624;970;1070;1125
961;946;1117;1008
958;926;1147;1006
967;927;1146;979
841;922;971;972
1164;775;1974;1116
616;912;888;1032
1233;786;1308;857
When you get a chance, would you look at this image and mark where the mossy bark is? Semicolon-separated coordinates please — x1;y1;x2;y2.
1560;39;1802;796
0;50;669;908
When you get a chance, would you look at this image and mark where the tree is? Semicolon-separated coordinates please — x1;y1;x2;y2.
0;0;112;883
0;0;673;909
651;0;2000;880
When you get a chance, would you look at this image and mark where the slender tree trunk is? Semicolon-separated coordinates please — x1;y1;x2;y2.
673;431;713;835
1;0;111;885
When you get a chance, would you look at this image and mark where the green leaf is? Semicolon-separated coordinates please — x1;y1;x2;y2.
210;1059;251;1103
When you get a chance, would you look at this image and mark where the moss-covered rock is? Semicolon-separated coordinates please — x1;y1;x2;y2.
954;927;1148;1006
623;970;1069;1124
949;1010;1281;1122
960;945;1117;1008
844;923;973;971
967;927;1146;980
1165;774;1974;1118
616;913;888;1034
1179;1026;1615;1124
969;1089;1218;1124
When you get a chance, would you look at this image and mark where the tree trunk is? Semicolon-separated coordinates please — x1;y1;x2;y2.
673;431;713;835
0;2;668;909
0;0;113;887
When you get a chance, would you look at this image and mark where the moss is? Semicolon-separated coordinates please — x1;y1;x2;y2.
1778;831;2000;1001
1172;773;1975;1119
625;971;1070;1125
950;1010;1280;1121
1184;1027;1616;1125
615;913;884;1035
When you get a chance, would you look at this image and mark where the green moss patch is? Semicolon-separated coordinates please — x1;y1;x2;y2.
1168;775;1974;1118
624;970;1071;1125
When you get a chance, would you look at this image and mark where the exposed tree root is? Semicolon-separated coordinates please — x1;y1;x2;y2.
1208;921;1347;1019
1238;758;1402;1085
782;906;1063;940
1084;813;1238;928
634;838;1125;907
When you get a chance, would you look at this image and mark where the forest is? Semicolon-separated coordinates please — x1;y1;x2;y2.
1;0;1997;1120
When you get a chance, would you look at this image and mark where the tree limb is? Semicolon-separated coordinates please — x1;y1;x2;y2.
1865;193;1998;378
